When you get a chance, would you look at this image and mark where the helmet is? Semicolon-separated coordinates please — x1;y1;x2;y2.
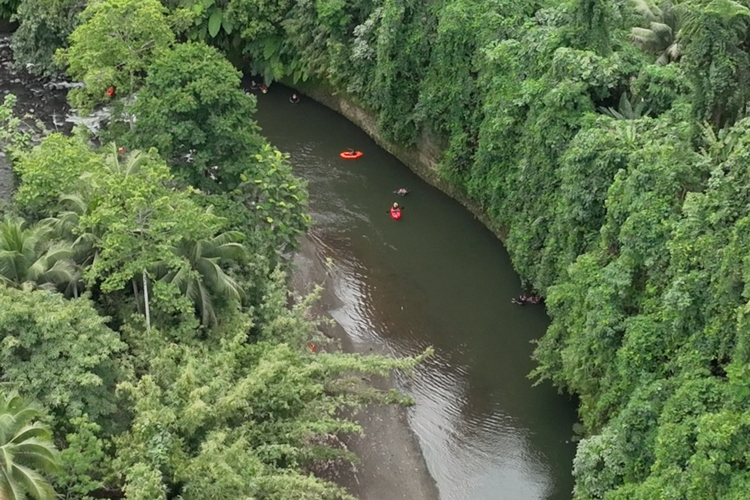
393;202;399;208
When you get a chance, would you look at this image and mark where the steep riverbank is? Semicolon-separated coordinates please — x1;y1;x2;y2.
290;80;509;242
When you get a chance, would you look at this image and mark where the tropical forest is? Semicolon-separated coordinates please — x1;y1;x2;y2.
1;0;750;499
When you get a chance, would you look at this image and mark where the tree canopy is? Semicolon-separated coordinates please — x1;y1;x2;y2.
10;0;750;497
1;0;421;498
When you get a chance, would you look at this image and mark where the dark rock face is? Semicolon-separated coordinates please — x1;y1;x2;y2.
0;150;12;203
1;31;70;202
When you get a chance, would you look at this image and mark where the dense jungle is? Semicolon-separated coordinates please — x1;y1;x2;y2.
3;0;750;499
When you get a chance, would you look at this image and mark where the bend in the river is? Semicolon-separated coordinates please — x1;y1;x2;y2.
252;83;577;500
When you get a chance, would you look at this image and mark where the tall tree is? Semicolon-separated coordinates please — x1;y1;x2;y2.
575;0;613;55
56;0;174;110
681;0;750;128
125;41;262;190
80;150;223;330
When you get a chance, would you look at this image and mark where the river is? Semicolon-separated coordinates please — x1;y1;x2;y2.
253;85;577;500
0;30;577;496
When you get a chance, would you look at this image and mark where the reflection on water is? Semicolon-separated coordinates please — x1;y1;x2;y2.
253;84;577;500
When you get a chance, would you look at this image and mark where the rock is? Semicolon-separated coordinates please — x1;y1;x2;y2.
0;151;14;203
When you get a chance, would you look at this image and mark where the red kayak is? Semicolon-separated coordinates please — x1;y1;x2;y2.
340;150;363;160
390;207;402;220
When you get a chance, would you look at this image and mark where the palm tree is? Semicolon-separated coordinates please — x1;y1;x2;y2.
679;0;750;38
0;216;76;292
43;194;102;298
600;92;651;120
101;143;148;177
106;145;155;329
156;231;246;326
630;0;683;64
0;391;59;500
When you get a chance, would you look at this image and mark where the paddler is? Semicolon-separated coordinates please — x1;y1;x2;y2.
389;202;403;220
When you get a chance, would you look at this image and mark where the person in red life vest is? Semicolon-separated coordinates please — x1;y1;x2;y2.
106;86;115;97
289;93;300;104
259;83;268;94
389;202;403;220
309;343;316;352
118;146;125;153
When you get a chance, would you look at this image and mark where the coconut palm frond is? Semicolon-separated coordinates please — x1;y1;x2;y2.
649;21;674;36
630;0;684;63
155;230;247;326
0;391;59;500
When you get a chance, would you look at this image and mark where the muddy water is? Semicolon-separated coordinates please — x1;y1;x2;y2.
253;85;577;500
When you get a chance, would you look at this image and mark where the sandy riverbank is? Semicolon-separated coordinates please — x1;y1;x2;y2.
290;235;440;500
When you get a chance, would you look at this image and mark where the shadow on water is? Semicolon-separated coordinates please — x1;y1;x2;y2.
250;82;578;500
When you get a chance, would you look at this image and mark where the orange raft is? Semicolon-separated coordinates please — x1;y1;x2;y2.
340;150;363;160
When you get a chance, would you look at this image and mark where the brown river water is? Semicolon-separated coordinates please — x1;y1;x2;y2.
252;84;577;500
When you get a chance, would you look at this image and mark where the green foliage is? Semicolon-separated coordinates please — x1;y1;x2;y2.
629;0;683;64
0;391;60;500
0;216;76;291
0;94;45;156
155;229;245;326
109;0;750;497
233;144;311;254
575;0;615;55
55;417;111;500
25;0;750;496
0;1;431;498
78;148;225;330
13;133;103;217
11;0;87;76
0;287;125;424
57;0;175;110
0;0;20;20
124;41;262;189
630;63;690;114
599;92;651;119
681;0;750;128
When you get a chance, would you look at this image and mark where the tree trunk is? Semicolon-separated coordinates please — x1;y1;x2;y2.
132;278;141;314
142;270;151;331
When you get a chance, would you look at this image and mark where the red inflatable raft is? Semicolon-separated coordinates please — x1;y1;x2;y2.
390;207;402;220
340;150;363;160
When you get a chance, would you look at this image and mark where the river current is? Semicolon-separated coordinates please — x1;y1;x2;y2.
253;85;577;500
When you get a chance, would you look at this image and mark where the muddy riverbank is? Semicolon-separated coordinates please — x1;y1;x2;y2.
290;235;440;500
